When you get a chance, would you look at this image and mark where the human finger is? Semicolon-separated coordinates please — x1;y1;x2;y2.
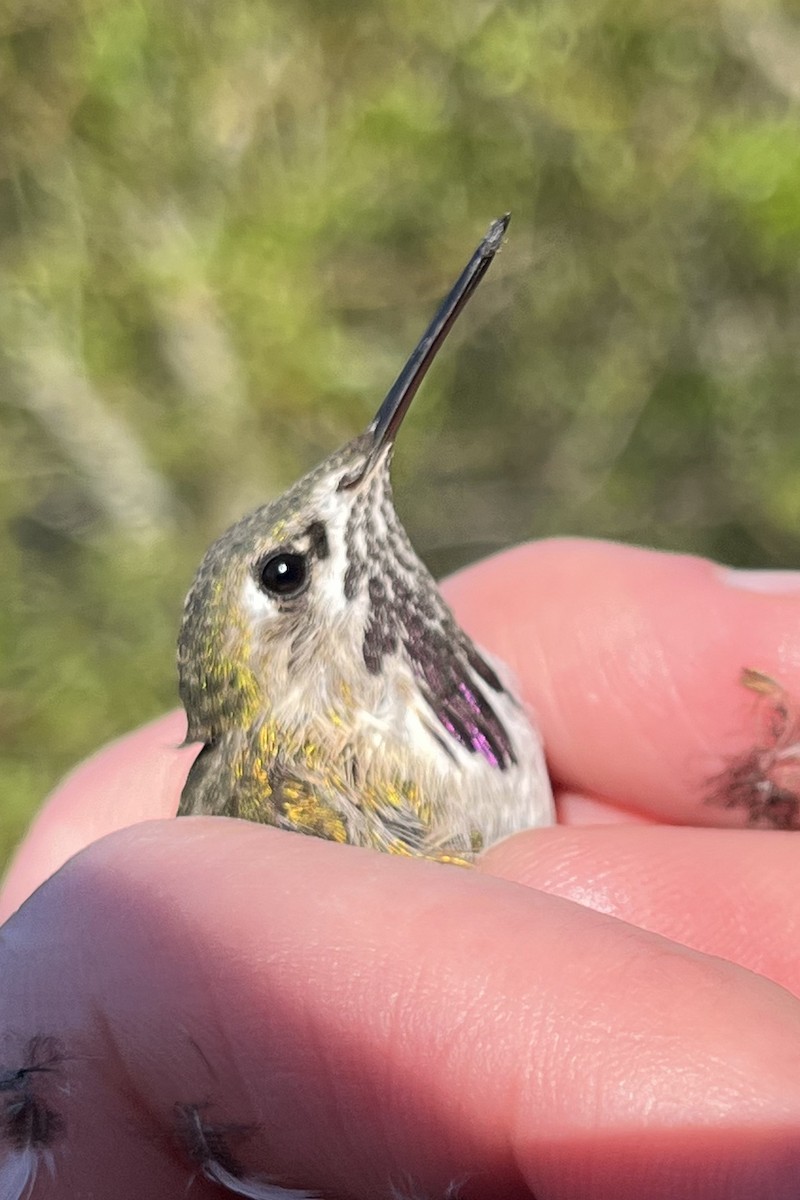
2;819;800;1200
443;539;800;828
480;823;800;996
0;711;194;922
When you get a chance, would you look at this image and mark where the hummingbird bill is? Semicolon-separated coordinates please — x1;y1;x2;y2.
177;215;555;860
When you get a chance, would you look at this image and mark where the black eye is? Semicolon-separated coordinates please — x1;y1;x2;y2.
257;551;309;598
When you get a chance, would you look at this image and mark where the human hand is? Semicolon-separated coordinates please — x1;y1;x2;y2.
2;539;800;1199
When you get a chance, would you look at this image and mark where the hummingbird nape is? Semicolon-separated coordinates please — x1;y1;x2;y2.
177;215;554;860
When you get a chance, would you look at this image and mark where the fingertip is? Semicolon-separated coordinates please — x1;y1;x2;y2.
479;823;800;996
0;710;195;922
444;539;800;827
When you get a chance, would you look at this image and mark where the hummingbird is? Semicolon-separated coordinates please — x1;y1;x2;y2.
177;215;554;861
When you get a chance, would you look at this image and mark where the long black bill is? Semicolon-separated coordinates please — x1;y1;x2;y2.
341;214;510;489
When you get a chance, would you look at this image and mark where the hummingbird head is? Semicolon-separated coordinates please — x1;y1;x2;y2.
178;216;518;779
177;429;395;743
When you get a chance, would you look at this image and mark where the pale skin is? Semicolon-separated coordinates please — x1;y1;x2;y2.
2;538;800;1199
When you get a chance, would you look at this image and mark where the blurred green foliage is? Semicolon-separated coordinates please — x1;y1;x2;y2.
2;0;800;865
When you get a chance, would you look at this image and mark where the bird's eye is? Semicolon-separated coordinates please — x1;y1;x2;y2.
257;551;309;598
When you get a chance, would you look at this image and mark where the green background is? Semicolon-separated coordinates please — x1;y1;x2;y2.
2;0;800;866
